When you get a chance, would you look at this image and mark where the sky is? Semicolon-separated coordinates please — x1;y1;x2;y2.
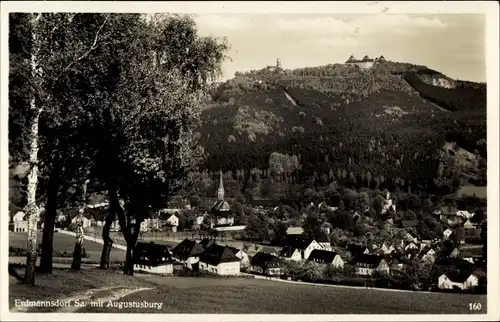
193;13;486;82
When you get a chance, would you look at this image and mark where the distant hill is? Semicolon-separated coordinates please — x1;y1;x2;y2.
197;60;487;193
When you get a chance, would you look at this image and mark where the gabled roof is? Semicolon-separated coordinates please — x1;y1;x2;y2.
346;243;368;255
200;244;240;266
281;235;315;250
442;271;476;283
260;246;280;256
226;245;243;255
199;238;217;249
354;254;384;267
279;246;299;258
212;200;231;212
172;239;204;260
134;242;174;265
307;249;339;264
459;247;483;258
250;252;282;268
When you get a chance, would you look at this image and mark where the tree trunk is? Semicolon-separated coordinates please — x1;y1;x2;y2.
99;212;115;269
71;222;84;270
39;164;63;274
123;231;139;276
23;14;43;283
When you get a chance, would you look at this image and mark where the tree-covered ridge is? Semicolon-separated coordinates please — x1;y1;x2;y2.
198;60;487;193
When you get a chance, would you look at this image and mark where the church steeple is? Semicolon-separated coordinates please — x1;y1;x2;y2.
217;170;224;201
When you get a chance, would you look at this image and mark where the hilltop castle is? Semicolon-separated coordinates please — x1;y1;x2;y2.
344;55;386;69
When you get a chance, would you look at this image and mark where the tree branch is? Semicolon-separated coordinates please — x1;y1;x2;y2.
65;15;110;71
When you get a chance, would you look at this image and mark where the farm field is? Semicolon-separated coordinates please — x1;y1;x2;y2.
9;232;126;263
78;274;487;314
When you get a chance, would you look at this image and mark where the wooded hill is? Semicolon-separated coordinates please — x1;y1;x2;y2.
197;61;487;194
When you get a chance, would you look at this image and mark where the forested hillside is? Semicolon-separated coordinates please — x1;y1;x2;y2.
197;60;487;194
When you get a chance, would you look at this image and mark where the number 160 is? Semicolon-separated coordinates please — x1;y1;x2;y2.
469;303;482;311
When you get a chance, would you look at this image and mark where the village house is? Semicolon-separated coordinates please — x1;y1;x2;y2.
463;219;476;230
286;226;304;235
250;252;284;276
380;243;395;255
133;242;176;275
171;239;205;270
199;237;217;250
381;192;397;214
456;210;474;220
307;249;344;270
199;244;241;276
443;228;453;239
279;235;323;260
404;241;419;252
227;246;250;269
420;248;437;265
279;246;303;262
438;272;479;290
459;247;483;264
260;246;280;257
346;243;370;259
316;231;332;251
12;211;28;232
164;214;180;232
353;254;389;276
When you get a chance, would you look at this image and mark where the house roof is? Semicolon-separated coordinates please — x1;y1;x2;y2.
226;246;243;255
354;254;383;267
281;235;314;250
172;239;204;260
459;247;483;258
199;244;240;266
212;200;231;212
199;238;217;249
250;252;282;268
307;249;339;264
260;246;280;256
443;271;475;283
346;243;368;255
134;242;174;265
279;246;299;258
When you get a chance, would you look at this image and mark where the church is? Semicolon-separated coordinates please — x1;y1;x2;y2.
211;170;235;227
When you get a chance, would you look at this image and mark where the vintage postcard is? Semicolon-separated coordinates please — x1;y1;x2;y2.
1;1;498;321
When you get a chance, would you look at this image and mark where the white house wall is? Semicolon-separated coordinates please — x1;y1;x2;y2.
200;261;240;276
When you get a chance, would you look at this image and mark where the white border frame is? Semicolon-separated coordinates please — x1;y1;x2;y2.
1;1;499;321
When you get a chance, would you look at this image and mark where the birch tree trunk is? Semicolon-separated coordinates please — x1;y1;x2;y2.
23;13;43;286
71;178;90;270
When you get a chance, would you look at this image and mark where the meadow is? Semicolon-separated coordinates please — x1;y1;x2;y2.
80;274;486;314
8;232;126;264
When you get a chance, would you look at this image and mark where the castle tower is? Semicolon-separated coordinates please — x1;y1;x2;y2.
276;58;282;68
217;170;225;201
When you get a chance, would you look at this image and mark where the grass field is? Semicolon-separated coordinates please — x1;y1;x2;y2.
80;274;487;314
8;267;487;314
9;232;125;263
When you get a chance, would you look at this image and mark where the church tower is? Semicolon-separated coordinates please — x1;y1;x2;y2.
276;58;282;69
217;170;225;201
